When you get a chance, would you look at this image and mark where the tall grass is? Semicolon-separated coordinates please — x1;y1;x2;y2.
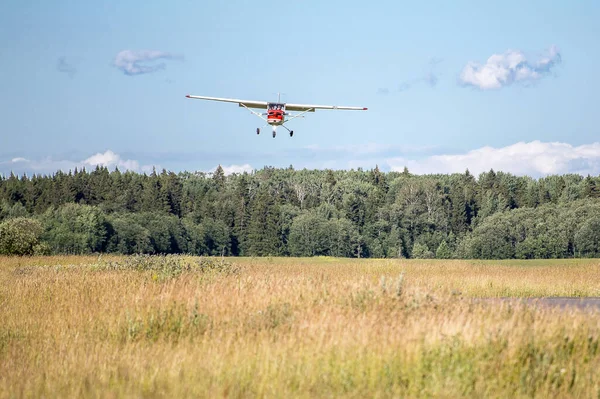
1;256;600;398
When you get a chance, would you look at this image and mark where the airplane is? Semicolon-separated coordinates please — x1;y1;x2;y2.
185;93;367;138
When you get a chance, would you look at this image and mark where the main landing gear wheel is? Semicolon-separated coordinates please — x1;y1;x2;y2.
289;131;294;137
256;128;260;135
272;131;276;138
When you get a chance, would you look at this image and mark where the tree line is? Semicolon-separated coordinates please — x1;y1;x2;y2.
1;165;599;258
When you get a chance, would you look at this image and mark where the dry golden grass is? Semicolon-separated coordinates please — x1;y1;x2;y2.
1;256;600;398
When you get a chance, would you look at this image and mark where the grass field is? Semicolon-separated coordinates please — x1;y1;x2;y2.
1;256;600;398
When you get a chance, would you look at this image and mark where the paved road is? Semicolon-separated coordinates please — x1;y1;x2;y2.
476;297;600;310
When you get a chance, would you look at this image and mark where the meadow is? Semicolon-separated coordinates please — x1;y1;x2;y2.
1;255;600;398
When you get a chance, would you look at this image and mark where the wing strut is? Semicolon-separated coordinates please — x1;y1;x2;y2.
239;102;268;123
285;108;314;123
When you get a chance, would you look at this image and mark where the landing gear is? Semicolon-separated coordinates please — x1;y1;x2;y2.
256;128;260;135
281;125;294;138
272;130;276;138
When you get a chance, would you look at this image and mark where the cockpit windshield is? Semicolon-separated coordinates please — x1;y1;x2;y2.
268;103;285;111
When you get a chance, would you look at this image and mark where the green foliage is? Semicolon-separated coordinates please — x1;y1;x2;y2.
382;226;406;258
247;185;280;256
2;166;600;259
435;240;452;259
106;213;153;254
463;200;600;259
0;217;43;255
0;201;28;221
288;211;358;257
574;216;600;257
196;218;230;256
411;242;434;259
41;203;108;254
96;254;239;280
467;215;515;259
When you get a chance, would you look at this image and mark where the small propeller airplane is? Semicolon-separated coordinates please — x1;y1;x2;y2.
185;93;367;138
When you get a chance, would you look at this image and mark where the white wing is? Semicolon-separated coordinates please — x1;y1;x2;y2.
186;94;368;112
285;103;368;112
186;95;268;110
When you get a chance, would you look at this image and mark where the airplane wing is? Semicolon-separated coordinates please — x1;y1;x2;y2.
186;95;368;112
186;95;268;110
284;103;368;112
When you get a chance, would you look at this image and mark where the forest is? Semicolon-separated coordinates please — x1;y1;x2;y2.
1;165;600;259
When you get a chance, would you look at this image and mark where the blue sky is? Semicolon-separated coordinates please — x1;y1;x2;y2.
2;0;600;177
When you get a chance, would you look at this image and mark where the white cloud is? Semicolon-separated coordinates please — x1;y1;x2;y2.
208;164;254;176
386;141;600;177
1;150;156;176
5;142;600;179
460;45;561;90
83;150;140;171
113;50;182;76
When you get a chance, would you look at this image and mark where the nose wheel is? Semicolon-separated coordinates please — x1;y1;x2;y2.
272;130;276;138
256;128;260;135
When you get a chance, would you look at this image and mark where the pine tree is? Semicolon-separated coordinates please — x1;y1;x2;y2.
583;175;600;198
370;165;385;188
212;165;226;191
325;169;337;187
435;240;452;259
160;171;183;216
411;242;433;259
247;186;280;256
449;181;468;234
141;169;168;213
231;175;251;255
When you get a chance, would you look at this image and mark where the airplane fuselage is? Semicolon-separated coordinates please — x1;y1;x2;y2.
267;102;286;126
267;115;285;125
